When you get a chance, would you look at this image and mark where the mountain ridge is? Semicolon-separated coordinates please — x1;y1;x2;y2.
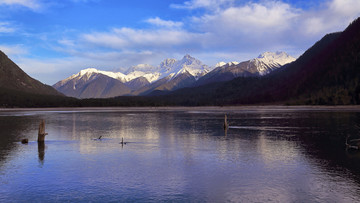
195;51;295;86
54;52;294;98
160;17;360;105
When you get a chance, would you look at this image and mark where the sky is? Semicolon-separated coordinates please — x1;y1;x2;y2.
0;0;359;85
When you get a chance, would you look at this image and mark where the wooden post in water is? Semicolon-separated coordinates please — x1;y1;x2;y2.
223;114;229;130
37;120;48;142
120;137;126;146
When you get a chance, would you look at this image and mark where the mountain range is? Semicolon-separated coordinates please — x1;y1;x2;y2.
53;52;295;98
157;17;360;105
1;17;359;107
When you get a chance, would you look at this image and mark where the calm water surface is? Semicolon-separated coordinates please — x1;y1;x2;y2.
1;107;360;202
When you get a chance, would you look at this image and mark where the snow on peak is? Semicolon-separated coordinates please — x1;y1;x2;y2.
159;55;209;80
79;68;98;76
126;71;160;83
159;58;177;73
175;55;209;79
257;51;295;66
215;61;239;68
215;62;226;68
62;68;127;85
179;54;201;66
251;51;296;75
59;54;210;86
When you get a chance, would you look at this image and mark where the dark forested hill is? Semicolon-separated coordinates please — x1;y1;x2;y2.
0;51;62;96
0;50;68;107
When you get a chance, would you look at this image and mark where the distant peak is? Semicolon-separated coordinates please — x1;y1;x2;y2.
183;54;194;60
255;51;296;67
257;51;291;59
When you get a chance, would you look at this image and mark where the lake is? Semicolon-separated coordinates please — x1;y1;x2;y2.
1;106;360;202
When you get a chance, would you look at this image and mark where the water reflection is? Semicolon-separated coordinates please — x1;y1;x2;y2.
0;108;360;202
38;142;45;165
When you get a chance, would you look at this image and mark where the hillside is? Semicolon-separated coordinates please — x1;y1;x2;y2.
0;51;62;96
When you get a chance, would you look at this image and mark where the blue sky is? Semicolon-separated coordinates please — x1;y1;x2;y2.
0;0;359;84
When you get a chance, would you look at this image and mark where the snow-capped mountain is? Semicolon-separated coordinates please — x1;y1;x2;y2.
163;54;209;79
138;54;210;93
53;52;295;98
52;69;131;98
252;51;295;75
196;52;296;86
53;54;210;98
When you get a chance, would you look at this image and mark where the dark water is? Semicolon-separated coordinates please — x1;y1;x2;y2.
1;107;360;202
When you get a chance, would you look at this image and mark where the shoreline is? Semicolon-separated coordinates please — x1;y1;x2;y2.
1;105;360;112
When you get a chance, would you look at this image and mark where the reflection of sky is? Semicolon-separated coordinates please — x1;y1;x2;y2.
0;108;360;202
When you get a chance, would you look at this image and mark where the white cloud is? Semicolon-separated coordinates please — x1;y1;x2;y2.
187;1;301;52
171;0;234;10
300;0;360;36
195;1;298;34
0;0;42;10
82;27;204;50
58;39;76;47
183;0;360;53
329;0;360;16
0;22;16;33
145;17;183;28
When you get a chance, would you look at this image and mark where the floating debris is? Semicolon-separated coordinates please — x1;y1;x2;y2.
92;136;103;141
21;138;28;144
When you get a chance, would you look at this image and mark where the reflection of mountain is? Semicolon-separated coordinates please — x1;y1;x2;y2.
1;108;360;202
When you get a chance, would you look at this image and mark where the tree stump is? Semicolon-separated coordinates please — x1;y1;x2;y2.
37;120;48;142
